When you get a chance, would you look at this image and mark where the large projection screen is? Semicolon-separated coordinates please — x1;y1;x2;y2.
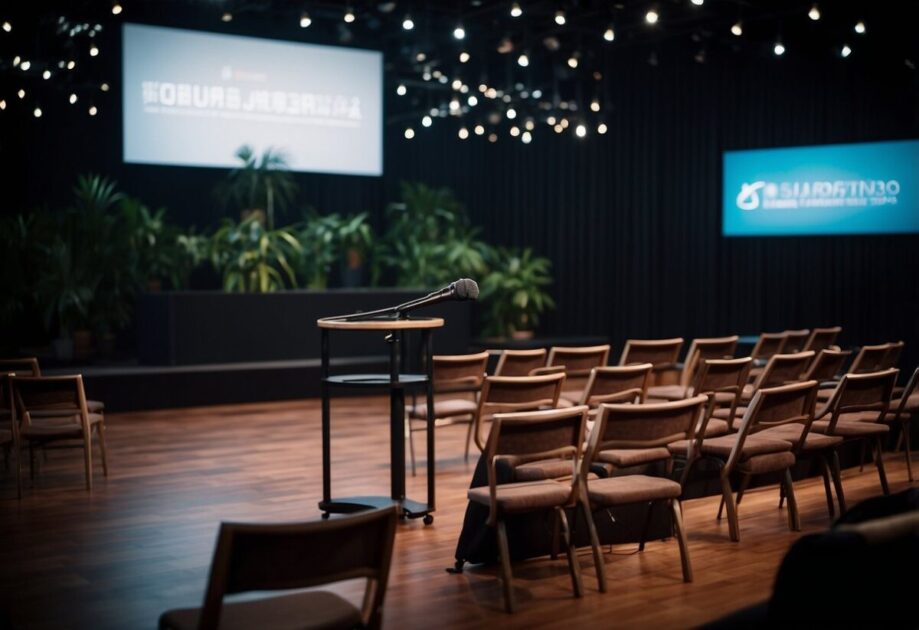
723;139;919;236
123;23;383;176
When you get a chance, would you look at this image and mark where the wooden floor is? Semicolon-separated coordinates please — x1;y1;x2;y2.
1;396;915;629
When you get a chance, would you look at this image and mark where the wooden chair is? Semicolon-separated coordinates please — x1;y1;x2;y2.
646;336;738;401
875;366;918;481
879;341;904;370
750;332;789;361
579;364;652;407
617;338;684;387
802;326;842;354
810;369;900;512
803;349;851;384
0;357;105;413
815;342;896;402
493;349;547;376
159;505;399;630
583;395;709;590
782;329;811;353
472;373;565;452
11;375;109;491
466;406;594;613
700;381;817;542
713;351;814;426
547;345;611;405
0;374;21;498
406;351;489;474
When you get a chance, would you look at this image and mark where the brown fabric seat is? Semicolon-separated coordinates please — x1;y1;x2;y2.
594;447;671;468
811;419;890;437
736;451;797;475
645;384;688;401
407;398;477;419
587;475;682;505
699;433;792;459
555;397;576;408
703;418;731;437
837;411;884;423
756;424;844;451
21;413;104;437
468;479;572;512
513;458;576;481
160;590;362;630
559;389;584;404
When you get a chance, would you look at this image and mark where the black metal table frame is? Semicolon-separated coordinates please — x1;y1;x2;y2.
318;325;436;523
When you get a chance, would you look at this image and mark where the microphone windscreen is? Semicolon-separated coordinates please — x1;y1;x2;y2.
456;278;479;300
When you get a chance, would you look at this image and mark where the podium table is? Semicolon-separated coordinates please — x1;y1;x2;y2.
317;316;442;523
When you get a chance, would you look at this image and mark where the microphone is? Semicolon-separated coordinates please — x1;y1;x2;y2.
326;278;479;321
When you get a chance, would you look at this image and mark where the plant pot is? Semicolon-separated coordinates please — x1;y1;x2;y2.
52;337;74;361
146;278;163;292
511;330;535;340
73;329;93;360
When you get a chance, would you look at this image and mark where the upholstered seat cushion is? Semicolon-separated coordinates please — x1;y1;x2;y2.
699;434;792;460
586;475;682;506
159;590;363;630
407;398;477;419
595;448;671;468
703;418;731;437
713;406;748;420
646;384;688;401
811;419;890;437
736;451;796;474
559;389;584;405
468;479;571;512
755;424;844;450
29;400;105;417
514;458;577;481
555;398;576;408
21;413;104;437
837;411;884;423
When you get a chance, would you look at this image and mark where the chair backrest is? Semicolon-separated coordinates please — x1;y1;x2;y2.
750;332;789;360
546;345;611;378
821;369;899;432
528;365;567;377
753;351;815;389
0;357;40;377
493;348;548;376
579;364;652;406
849;343;894;375
891;366;919;419
431;351;489;394
11;375;89;426
617;338;684;370
803;349;852;383
803;326;842;353
198;506;399;630
782;329;811;353
679;336;739;387
588;396;708;465
731;380;819;465
879;341;904;370
474;373;566;451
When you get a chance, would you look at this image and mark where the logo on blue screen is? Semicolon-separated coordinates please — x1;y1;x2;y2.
723;139;919;236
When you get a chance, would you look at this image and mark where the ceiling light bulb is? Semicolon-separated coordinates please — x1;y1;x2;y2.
459;51;470;63
575;123;587;137
449;98;461;112
221;12;232;22
344;9;355;23
597;122;608;134
404;127;415;139
34;106;42;118
510;2;522;18
300;13;312;28
645;9;659;24
100;82;109;91
89;44;99;56
18;88;25;98
567;55;578;68
112;3;123;15
1;21;10;32
396;84;407;96
590;99;600;112
731;21;743;36
510;126;520;137
402;16;414;30
774;41;785;56
67;60;76;69
474;124;485;135
69;93;78;104
854;21;865;34
422;115;432;127
89;105;98;116
691;0;704;5
488;133;497;143
603;27;615;42
42;70;51;79
841;44;852;58
506;107;517;119
467;95;478;106
458;127;469;139
517;53;529;67
521;131;532;144
0;100;5;110
555;10;566;26
453;25;465;40
808;4;820;21
20;60;30;70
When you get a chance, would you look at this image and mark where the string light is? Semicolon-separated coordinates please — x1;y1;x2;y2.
0;100;5;110
449;98;460;112
422;115;432;127
474;124;485;135
451;79;462;90
575;123;587;137
521;131;532;144
18;89;25;99
221;12;232;22
590;99;600;112
20;60;30;70
691;0;704;6
808;4;820;21
854;21;866;34
459;51;470;63
458;127;469;139
2;21;10;32
841;44;852;58
42;70;51;80
13;55;20;67
402;15;414;30
509;126;520;137
89;105;98;116
344;7;355;23
89;44;99;56
510;2;522;18
506;107;517;120
396;84;407;96
547;115;556;125
404;127;414;139
567;54;579;68
69;93;78;104
33;106;42;118
453;24;465;40
774;41;786;56
467;95;478;106
517;52;529;67
603;26;615;42
731;21;743;36
488;133;497;143
300;12;312;28
67;60;76;69
554;10;566;26
554;123;563;133
101;82;110;92
112;2;123;15
645;9;659;25
597;122;608;134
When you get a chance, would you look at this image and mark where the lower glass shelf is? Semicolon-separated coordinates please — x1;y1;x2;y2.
323;373;429;388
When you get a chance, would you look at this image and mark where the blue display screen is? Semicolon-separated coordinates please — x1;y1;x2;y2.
722;139;919;236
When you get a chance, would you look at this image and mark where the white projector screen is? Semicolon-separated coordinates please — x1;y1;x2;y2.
122;23;383;176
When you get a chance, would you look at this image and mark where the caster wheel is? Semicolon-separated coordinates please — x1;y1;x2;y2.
321;512;330;520
423;514;434;525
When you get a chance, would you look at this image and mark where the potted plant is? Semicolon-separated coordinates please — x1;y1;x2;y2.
336;212;374;288
210;215;302;292
479;247;556;340
215;145;298;229
35;238;97;360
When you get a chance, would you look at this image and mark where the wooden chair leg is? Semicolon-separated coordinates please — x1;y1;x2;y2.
903;420;913;482
464;417;474;462
406;417;417;477
830;449;847;515
558;508;583;598
735;473;751;506
874;436;889;495
581;499;606;593
97;422;109;477
783;469;800;532
550;509;561;560
819;455;835;518
720;474;740;542
83;432;93;492
496;520;515;614
670;499;693;583
638;501;655;551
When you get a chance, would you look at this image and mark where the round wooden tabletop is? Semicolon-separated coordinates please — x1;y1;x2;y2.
317;317;445;330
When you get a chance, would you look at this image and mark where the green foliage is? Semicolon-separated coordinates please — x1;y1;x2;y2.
210;216;302;293
215;145;299;229
296;211;376;288
480;247;556;338
381;182;490;287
